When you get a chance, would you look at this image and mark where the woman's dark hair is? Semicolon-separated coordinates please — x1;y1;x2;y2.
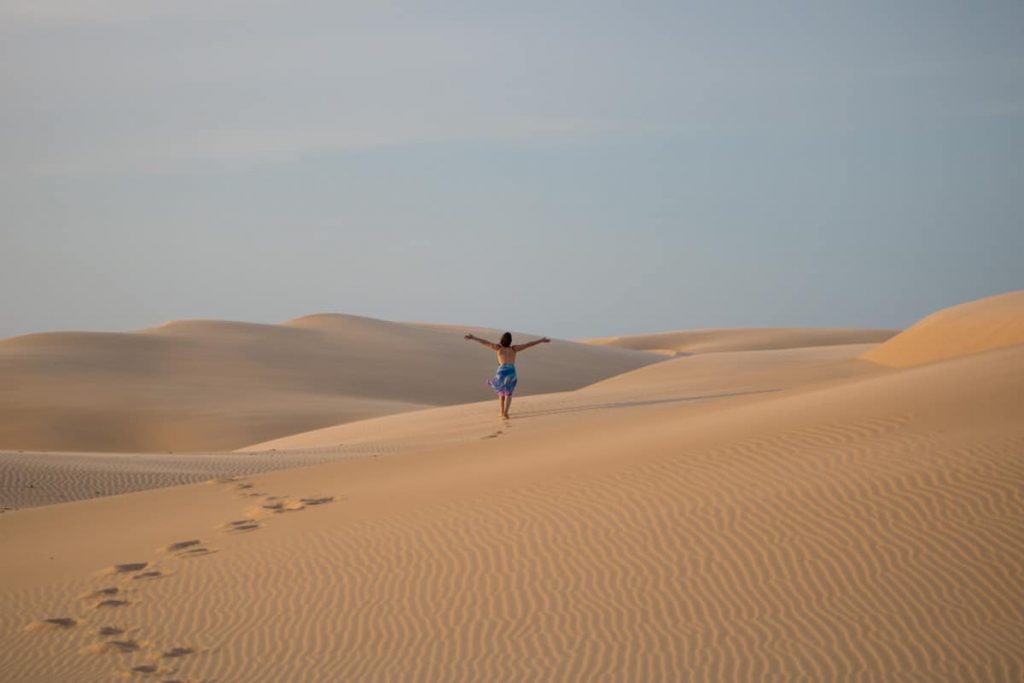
500;332;512;347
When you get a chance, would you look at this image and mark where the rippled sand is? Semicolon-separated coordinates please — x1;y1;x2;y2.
1;295;1021;682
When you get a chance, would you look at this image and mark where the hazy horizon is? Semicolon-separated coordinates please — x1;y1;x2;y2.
1;287;1019;342
3;1;1022;340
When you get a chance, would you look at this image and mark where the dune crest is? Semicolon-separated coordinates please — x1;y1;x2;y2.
0;315;659;453
862;289;1024;367
583;327;895;355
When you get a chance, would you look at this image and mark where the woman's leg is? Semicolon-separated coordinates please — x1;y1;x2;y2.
503;394;512;418
498;395;506;416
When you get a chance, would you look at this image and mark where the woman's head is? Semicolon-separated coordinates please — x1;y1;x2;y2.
500;332;512;347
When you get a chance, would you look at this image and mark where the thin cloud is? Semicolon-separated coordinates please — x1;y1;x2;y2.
29;116;622;177
0;0;262;24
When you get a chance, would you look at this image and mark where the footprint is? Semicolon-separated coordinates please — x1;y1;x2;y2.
92;598;129;609
132;570;165;581
260;500;304;513
220;519;261;533
482;430;502;439
24;617;77;631
155;538;215;558
97;626;125;638
80;639;139;654
161;540;201;553
233;482;259;497
126;662;164;676
107;562;148;575
80;587;119;600
246;494;335;518
299;496;334;506
161;646;195;658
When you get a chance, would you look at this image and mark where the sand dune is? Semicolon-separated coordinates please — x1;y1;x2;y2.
0;314;659;453
583;326;896;355
242;342;884;454
862;289;1024;367
0;296;1021;681
0;347;1020;680
0;343;881;511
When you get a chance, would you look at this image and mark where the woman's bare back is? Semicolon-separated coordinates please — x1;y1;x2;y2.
496;347;517;364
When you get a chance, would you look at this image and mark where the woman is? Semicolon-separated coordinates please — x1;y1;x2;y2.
464;331;551;418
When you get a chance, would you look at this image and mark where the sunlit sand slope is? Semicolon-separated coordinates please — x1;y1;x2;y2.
243;342;883;453
862;289;1024;367
0;343;880;511
1;344;1020;681
584;327;895;355
0;314;659;452
0;447;382;511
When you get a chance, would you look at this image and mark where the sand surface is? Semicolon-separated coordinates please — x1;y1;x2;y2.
583;326;896;355
0;315;658;453
0;343;880;512
863;290;1024;367
1;296;1022;681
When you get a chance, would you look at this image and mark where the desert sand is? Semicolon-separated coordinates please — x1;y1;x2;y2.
862;290;1024;367
583;326;895;355
0;293;1022;681
0;315;658;453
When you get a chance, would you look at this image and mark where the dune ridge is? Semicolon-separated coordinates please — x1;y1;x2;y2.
0;314;660;453
582;326;896;355
862;289;1024;367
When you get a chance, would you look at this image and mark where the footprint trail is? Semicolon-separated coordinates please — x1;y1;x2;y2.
24;475;339;680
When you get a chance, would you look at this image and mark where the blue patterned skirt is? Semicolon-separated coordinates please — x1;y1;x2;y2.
487;364;518;396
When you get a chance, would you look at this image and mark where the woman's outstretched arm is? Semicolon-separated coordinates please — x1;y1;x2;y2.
464;333;500;350
512;337;551;352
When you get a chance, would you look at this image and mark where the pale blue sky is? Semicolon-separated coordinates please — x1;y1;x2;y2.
2;1;1022;339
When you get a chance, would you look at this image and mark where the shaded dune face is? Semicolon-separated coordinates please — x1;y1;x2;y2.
0;314;661;453
862;289;1024;367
